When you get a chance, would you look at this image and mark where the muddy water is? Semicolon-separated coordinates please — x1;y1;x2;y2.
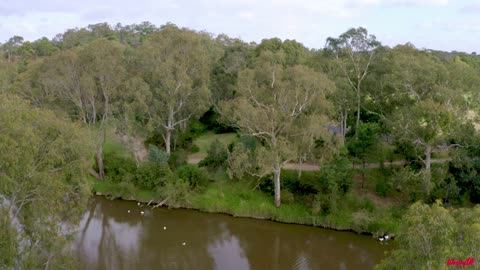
75;196;391;270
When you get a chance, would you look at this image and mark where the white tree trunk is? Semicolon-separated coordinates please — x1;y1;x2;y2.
273;163;281;208
424;145;431;174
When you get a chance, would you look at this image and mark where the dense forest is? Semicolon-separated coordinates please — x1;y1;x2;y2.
1;21;480;269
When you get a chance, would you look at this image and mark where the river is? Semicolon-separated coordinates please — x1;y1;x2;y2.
74;196;391;270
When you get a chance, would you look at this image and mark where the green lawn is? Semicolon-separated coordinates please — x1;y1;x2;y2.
189;132;238;161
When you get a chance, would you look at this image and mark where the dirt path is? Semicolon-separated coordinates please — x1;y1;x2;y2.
188;155;451;171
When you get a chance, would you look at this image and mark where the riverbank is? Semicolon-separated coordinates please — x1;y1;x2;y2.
92;179;402;238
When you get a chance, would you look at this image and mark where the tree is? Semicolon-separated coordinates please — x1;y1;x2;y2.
347;122;380;188
2;36;24;63
135;26;211;155
326;27;380;134
220;51;334;207
376;201;480;270
78;39;126;179
32;39;127;179
392;100;454;173
0;93;93;269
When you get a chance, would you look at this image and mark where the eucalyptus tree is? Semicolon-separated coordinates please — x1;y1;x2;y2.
385;45;460;174
31;39;127;179
135;25;211;155
220;50;334;207
2;35;24;63
326;27;380;134
0;93;93;269
78;39;126;179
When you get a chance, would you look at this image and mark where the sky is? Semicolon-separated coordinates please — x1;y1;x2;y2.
0;0;479;53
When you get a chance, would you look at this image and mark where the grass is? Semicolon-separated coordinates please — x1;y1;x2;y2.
189;132;237;160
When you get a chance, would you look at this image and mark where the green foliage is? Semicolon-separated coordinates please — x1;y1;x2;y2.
104;151;174;190
104;152;137;184
168;149;188;169
176;164;209;189
135;163;174;190
376;201;480;270
199;107;235;133
347;122;380;161
108;181;138;199
0;93;93;269
157;179;192;208
198;139;228;170
147;144;169;164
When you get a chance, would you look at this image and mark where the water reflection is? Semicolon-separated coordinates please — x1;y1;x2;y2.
75;196;390;270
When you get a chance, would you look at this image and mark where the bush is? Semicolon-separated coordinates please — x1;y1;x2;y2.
176;164;209;189
108;181;137;199
168;149;188;169
189;144;200;153
104;152;137;184
157;179;191;208
198;139;228;170
375;177;389;197
147;145;169;164
188;117;207;136
134;163;174;190
281;190;295;204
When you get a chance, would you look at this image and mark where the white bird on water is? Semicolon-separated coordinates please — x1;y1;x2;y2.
137;202;141;206
182;242;186;246
140;211;144;215
127;210;131;213
379;237;384;242
384;235;390;240
163;226;167;230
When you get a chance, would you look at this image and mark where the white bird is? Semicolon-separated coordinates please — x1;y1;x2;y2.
127;210;131;213
163;226;167;230
140;211;144;215
182;242;186;246
379;237;384;242
384;235;390;240
137;202;141;206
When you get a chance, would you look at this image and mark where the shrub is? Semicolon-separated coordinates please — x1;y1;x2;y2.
157;179;191;208
168;149;188;169
108;181;137;199
176;164;209;189
281;190;295;204
104;152;137;184
198;139;228;170
134;163;174;190
147;145;169;164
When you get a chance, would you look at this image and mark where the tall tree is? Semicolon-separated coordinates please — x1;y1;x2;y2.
220;51;334;207
326;27;380;134
0;93;93;269
135;25;211;155
78;39;126;179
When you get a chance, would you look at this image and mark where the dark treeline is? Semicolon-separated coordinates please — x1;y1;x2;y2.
1;21;480;269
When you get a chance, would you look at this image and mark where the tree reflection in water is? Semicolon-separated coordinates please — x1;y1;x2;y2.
74;197;390;270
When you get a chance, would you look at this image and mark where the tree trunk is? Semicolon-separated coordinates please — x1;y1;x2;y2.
165;128;171;156
298;157;303;180
355;85;361;136
95;125;107;180
361;159;366;189
342;110;348;144
96;148;105;180
274;163;281;208
424;145;431;174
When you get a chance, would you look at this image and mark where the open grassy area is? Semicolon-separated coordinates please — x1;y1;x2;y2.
188;132;238;161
